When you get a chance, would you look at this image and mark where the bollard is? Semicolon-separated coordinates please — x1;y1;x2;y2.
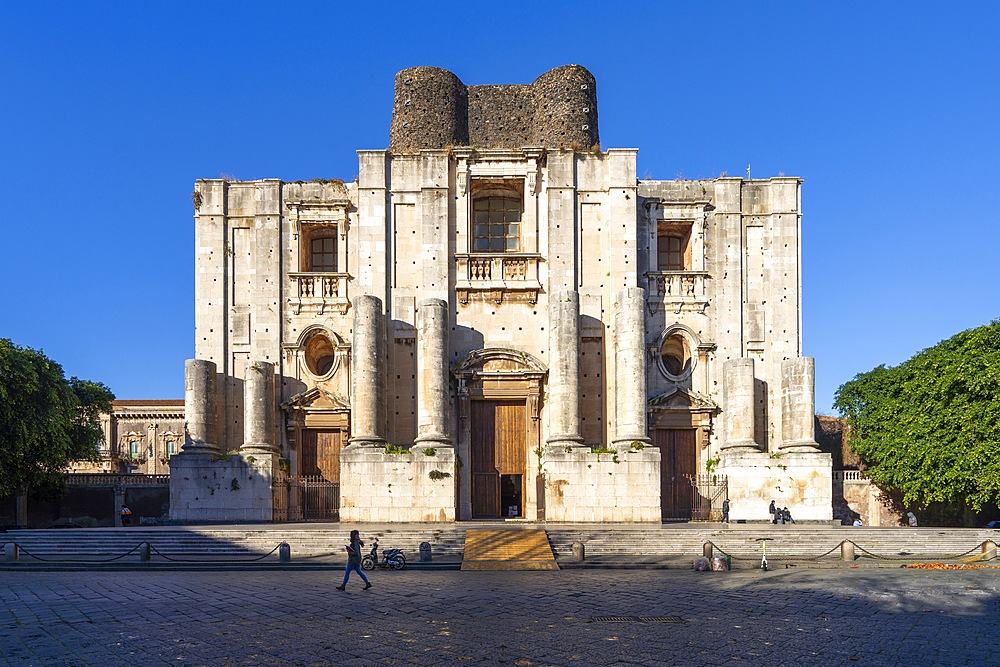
983;540;997;561
140;542;151;563
419;542;432;563
279;542;291;563
4;543;18;563
572;541;585;562
703;542;714;559
841;540;855;562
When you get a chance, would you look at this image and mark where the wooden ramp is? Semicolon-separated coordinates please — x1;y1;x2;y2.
461;529;559;571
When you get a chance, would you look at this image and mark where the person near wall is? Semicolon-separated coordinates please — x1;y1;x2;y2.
120;506;132;526
721;498;730;524
907;512;918;527
768;500;776;524
782;507;795;524
336;529;371;591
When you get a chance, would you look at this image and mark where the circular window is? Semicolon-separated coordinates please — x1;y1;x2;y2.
305;333;337;377
659;332;694;380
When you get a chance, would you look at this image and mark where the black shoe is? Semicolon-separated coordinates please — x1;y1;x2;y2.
363;582;372;590
335;585;345;591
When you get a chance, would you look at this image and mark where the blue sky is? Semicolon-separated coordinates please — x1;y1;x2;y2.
1;2;997;413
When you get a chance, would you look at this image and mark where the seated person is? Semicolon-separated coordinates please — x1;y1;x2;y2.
781;507;795;524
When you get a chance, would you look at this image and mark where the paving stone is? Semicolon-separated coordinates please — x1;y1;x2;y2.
0;569;997;665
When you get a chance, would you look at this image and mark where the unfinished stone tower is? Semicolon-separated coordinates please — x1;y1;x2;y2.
170;65;831;523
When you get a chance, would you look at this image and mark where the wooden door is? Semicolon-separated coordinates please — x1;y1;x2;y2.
300;430;342;483
471;400;525;519
654;428;697;519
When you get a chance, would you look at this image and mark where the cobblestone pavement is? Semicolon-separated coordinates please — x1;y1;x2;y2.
1;568;998;666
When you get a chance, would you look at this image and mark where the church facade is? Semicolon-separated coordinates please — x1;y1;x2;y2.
169;65;831;523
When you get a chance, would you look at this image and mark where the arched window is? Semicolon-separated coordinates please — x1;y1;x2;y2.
472;196;521;252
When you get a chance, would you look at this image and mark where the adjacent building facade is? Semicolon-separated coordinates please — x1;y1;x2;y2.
170;65;831;523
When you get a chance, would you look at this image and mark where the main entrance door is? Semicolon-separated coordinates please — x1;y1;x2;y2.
471;400;526;519
297;430;341;520
301;430;341;481
654;428;697;520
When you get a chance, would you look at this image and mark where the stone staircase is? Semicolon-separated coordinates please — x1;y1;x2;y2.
2;524;996;568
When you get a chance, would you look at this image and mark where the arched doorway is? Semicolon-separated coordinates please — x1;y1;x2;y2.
453;349;545;521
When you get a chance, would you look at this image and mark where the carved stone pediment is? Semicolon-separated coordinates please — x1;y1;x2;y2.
452;347;547;375
648;386;717;412
282;387;350;412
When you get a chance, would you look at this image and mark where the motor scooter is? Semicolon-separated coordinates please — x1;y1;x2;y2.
361;538;405;570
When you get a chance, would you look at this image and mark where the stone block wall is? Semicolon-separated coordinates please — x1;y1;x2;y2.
720;449;833;522
339;446;456;522
542;447;661;522
169;453;278;522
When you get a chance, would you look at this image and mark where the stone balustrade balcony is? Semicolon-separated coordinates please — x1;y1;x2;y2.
288;272;351;315
455;253;542;305
645;271;711;314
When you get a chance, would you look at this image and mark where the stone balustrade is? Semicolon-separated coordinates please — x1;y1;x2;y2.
454;253;542;305
288;272;351;315
645;271;710;313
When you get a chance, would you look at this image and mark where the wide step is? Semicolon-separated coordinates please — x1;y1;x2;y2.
461;529;559;571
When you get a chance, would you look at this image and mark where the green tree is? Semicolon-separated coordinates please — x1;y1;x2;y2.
834;320;1000;513
0;339;114;499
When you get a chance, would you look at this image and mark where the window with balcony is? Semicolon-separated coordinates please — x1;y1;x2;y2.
657;222;691;271
473;196;521;252
303;231;337;272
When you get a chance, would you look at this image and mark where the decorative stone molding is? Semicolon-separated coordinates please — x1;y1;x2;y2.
454;253;542;305
452;348;547;422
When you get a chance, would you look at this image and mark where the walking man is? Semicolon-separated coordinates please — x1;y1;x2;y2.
721;498;730;523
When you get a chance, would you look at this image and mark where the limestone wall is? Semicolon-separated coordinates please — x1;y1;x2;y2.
339;446;456;522
542;447;661;522
169;453;279;522
719;449;832;522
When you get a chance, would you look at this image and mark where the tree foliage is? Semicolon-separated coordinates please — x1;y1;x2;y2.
834;320;1000;511
0;339;114;498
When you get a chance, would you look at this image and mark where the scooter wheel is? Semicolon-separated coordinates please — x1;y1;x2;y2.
389;556;405;570
361;556;375;571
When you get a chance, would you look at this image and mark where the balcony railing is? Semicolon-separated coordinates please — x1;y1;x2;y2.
645;271;710;314
288;272;351;315
455;253;542;305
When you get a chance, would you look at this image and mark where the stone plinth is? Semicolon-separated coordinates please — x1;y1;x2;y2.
169;452;279;522
542;446;661;522
339;447;456;522
719;448;833;522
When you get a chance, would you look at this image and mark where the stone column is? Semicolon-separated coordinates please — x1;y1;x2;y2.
780;357;821;451
415;298;452;446
350;294;387;446
182;359;219;454
242;360;277;453
611;287;650;449
546;290;584;448
722;358;759;450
